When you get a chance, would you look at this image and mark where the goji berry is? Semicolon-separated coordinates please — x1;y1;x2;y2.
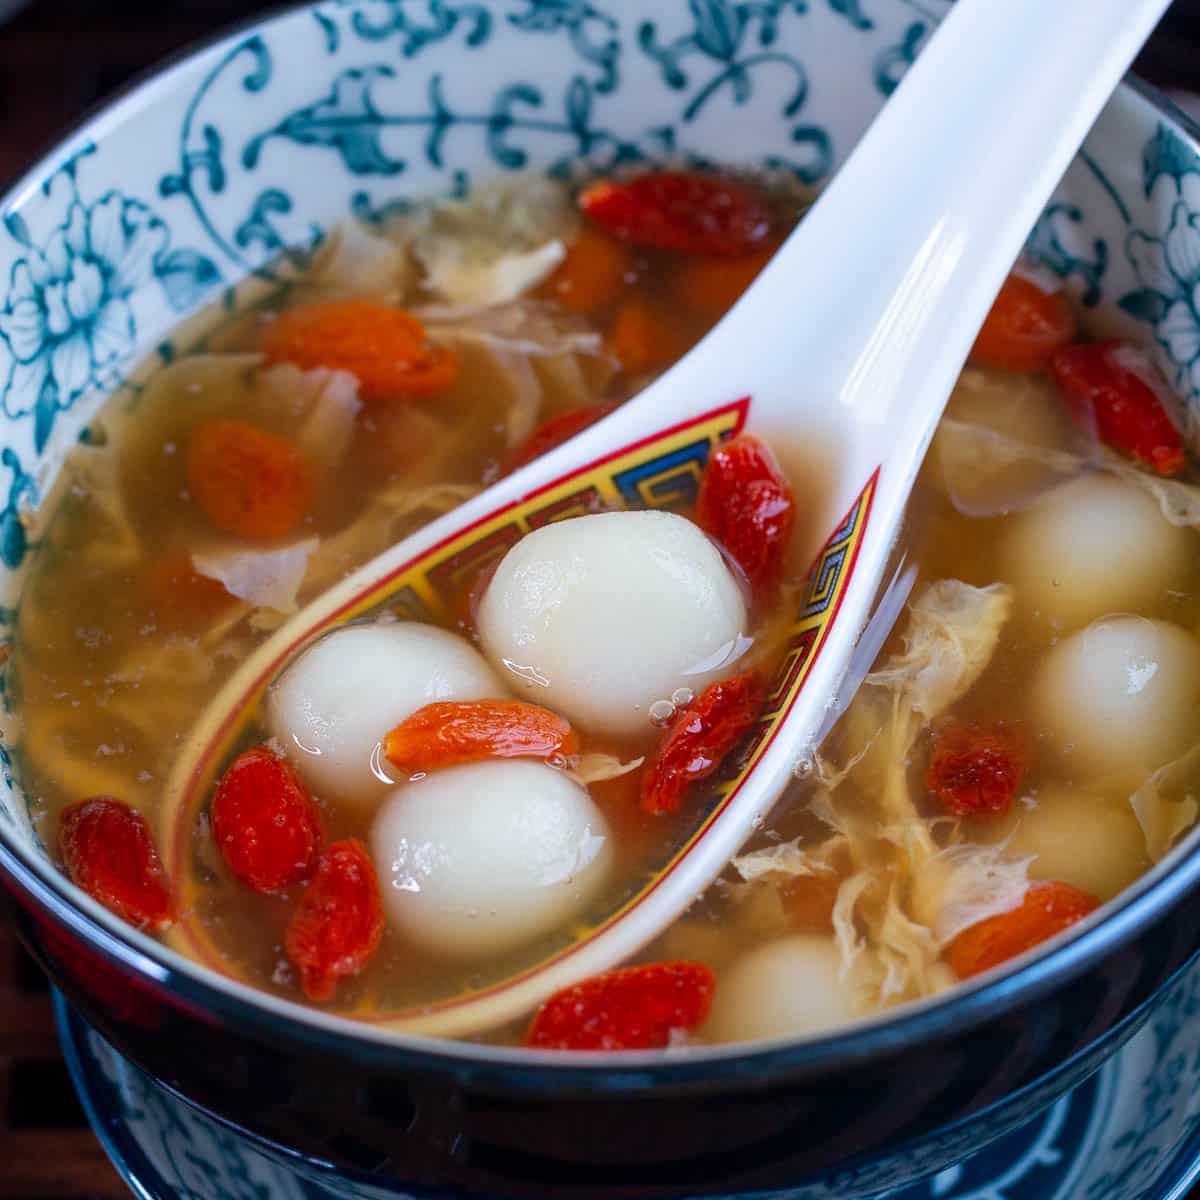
540;226;634;315
945;881;1099;979
58;797;175;933
285;839;384;1002
579;172;771;257
1051;340;1186;476
186;418;313;539
211;746;323;894
926;721;1028;819
606;298;688;375
525;961;715;1050
261;300;458;402
969;273;1076;373
670;245;776;318
642;672;765;815
697;434;796;601
504;403;616;474
384;701;579;775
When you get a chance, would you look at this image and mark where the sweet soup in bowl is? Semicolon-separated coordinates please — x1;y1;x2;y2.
15;168;1200;1051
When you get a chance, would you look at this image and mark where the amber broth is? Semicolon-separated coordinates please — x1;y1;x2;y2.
11;173;1200;1040
10;182;822;1020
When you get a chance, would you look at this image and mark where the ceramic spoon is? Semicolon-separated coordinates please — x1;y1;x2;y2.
162;0;1172;1037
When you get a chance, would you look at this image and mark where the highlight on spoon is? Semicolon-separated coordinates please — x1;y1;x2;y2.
162;399;878;1037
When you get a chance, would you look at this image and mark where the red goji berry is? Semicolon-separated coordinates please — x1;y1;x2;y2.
504;403;616;474
186;418;313;540
926;721;1028;819
970;273;1076;373
697;434;796;601
211;746;323;894
384;700;579;775
641;672;765;815
579;172;771;257
261;300;458;402
285;839;384;1002
1051;340;1186;476
525;961;716;1050
58;797;175;933
945;881;1099;979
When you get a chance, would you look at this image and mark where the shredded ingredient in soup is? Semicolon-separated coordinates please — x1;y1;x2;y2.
9;168;1200;1050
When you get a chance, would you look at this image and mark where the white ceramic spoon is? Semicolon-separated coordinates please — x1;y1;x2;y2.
163;0;1172;1037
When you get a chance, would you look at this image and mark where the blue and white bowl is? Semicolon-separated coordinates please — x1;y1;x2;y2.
4;3;1200;1197
50;958;1200;1200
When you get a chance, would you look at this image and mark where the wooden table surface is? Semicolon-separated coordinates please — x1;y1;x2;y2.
1;1;1200;1197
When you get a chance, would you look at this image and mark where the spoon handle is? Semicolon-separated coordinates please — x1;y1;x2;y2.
674;0;1173;510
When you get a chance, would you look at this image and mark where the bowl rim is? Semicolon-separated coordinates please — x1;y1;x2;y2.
2;0;1200;1091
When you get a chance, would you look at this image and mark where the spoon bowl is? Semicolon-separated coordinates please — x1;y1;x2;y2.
163;0;1173;1036
162;396;878;1035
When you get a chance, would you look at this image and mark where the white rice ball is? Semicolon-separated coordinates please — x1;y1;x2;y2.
704;935;856;1043
266;623;506;803
370;760;612;958
999;474;1190;628
1031;616;1200;777
983;786;1148;900
476;511;748;738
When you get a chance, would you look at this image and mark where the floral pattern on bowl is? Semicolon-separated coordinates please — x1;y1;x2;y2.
0;174;219;451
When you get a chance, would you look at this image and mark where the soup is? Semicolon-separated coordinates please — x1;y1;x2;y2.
11;169;1200;1051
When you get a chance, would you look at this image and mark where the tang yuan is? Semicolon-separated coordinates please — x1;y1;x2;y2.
705;936;856;1043
999;475;1189;627
370;759;613;959
476;510;749;739
1031;616;1200;777
980;785;1148;901
11;167;1200;1051
266;624;506;802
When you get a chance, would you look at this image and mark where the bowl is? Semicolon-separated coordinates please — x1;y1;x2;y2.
50;964;1200;1200
3;2;1200;1196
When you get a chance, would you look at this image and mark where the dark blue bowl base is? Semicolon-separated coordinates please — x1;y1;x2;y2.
55;989;1200;1200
